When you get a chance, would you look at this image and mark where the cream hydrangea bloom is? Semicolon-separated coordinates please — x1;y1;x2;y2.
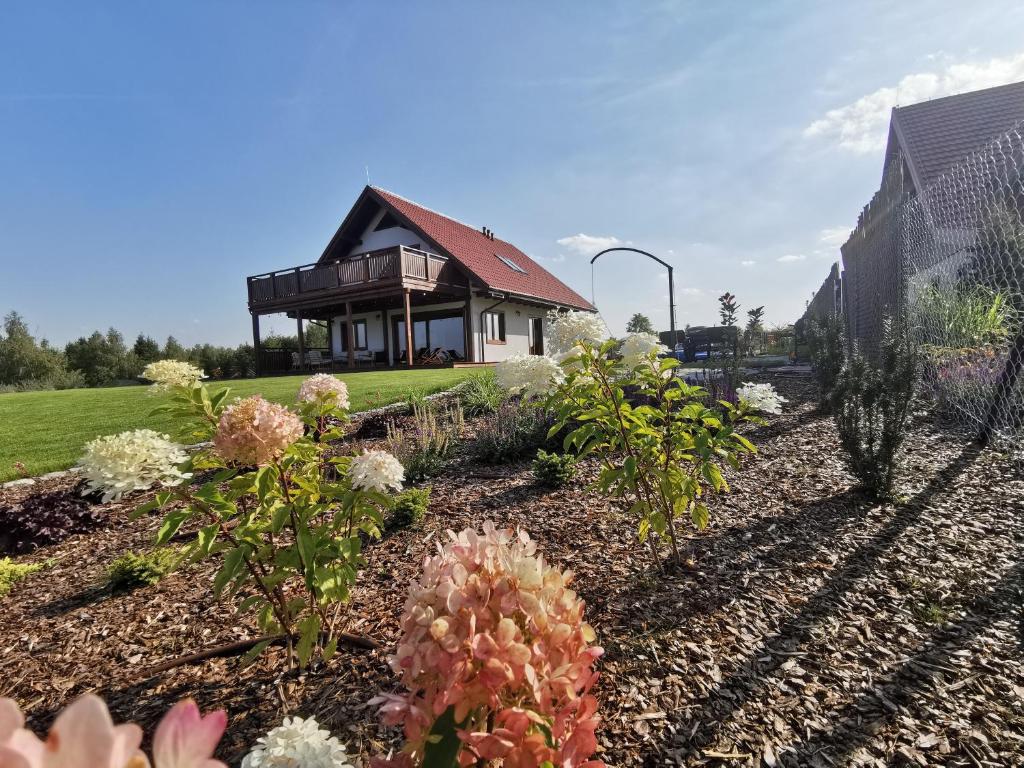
495;354;565;399
546;309;608;357
241;716;353;768
297;374;350;409
349;450;404;493
213;396;304;466
78;429;190;502
619;332;669;367
141;359;206;391
736;382;787;415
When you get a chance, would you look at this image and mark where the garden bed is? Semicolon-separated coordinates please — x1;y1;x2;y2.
1;375;1022;766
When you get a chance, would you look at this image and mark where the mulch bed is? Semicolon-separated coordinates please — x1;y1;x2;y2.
1;375;1022;766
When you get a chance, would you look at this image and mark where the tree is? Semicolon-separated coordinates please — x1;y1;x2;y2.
133;334;161;362
718;293;740;328
65;328;141;387
163;336;186;360
0;312;67;386
625;313;655;335
745;306;765;334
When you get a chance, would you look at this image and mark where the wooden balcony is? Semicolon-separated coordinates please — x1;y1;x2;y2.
247;245;463;312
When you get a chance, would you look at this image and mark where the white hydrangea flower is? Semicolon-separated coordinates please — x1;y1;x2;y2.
241;716;353;768
141;359;206;391
349;450;404;493
619;332;669;367
736;382;788;415
546;310;608;357
297;374;350;409
495;354;565;399
78;429;190;502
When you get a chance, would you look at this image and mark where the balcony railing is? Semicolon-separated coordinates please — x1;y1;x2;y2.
247;245;457;307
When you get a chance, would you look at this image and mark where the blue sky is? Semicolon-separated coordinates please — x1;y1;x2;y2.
3;1;1024;346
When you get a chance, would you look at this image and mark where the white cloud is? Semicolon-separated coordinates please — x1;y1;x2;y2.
804;52;1024;153
740;260;756;267
818;226;850;249
777;254;806;263
680;287;703;296
555;233;623;255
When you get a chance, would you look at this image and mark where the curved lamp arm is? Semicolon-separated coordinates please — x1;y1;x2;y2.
590;247;678;348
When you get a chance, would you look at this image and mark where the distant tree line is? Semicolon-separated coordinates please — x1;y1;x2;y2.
0;310;302;391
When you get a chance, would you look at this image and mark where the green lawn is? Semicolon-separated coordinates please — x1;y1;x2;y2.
0;368;476;483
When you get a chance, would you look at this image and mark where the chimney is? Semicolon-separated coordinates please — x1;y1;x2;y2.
481;226;487;236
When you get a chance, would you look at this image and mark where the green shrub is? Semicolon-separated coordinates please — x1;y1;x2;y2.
832;318;918;499
806;314;846;410
106;548;180;591
471;402;555;464
532;449;577;488
389;486;431;529
459;371;506;418
0;557;42;598
387;403;463;481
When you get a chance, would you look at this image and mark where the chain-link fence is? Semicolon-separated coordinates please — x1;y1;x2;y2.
802;121;1024;457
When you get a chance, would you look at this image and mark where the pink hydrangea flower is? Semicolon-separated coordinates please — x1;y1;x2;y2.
372;522;604;768
297;375;350;409
0;695;227;768
213;396;304;466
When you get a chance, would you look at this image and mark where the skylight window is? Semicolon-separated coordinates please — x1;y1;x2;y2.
495;253;527;274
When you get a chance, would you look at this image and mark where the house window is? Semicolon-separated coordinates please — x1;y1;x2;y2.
340;320;368;351
484;311;505;343
495;253;527;274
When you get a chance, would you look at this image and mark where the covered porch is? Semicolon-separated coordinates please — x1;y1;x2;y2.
248;244;476;374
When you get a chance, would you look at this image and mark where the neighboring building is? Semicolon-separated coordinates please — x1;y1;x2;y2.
246;186;595;373
804;80;1024;347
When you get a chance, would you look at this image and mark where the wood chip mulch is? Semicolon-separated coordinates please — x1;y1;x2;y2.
1;376;1022;767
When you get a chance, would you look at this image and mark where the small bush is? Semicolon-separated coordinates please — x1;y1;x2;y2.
471;402;555;464
389;486;431;530
532;449;577;488
832;318;918;499
0;557;43;598
807;314;846;410
107;548;180;591
0;491;105;554
386;403;463;482
458;371;506;417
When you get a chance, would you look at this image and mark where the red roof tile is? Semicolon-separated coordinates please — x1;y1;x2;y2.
370;187;595;311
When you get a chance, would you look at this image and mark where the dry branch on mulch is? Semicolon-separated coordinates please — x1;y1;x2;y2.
1;376;1022;766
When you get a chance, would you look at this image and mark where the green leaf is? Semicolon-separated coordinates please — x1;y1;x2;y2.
240;639;272;667
213;545;248;597
295;614;321;668
155;508;190;545
691;503;710;530
256;465;278;503
422;707;463;768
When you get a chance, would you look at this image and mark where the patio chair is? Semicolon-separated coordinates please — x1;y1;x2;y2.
291;352;301;370
305;350;329;369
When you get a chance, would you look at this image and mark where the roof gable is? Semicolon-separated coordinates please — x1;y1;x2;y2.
321;186;595;311
886;80;1024;192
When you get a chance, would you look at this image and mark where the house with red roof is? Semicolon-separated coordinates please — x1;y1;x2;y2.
246;186;595;373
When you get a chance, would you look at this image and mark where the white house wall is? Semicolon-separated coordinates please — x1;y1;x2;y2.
346;209;440;256
328;297;550;364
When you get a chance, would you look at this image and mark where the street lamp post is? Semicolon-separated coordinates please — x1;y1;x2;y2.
590;247;678;349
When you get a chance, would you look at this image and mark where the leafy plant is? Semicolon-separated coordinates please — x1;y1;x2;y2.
545;340;760;566
470;401;554;464
388;486;431;529
718;292;740;328
106;548;181;591
806;313;847;410
0;557;43;598
0;491;104;554
387;403;462;482
914;283;1010;349
457;371;506;417
135;373;401;668
531;449;577;488
832;318;918;499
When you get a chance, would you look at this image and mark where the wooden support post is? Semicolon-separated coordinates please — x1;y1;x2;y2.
403;288;414;367
326;319;334;371
252;313;262;377
463;285;474;363
382;310;391;366
296;311;305;371
346;301;355;369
